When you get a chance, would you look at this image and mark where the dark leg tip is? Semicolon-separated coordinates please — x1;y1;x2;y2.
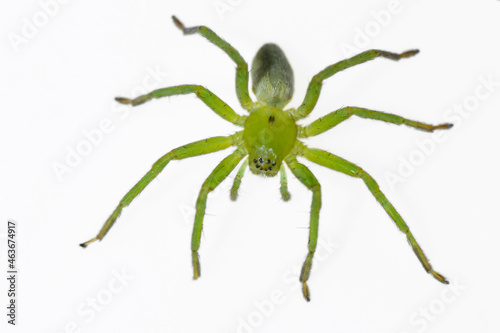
302;282;311;302
402;49;420;57
115;97;132;104
80;237;98;248
433;123;454;131
172;15;185;31
431;270;449;284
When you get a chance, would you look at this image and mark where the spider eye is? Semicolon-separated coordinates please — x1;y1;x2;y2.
253;159;258;163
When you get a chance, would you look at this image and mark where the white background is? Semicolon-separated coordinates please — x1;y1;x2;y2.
1;0;499;332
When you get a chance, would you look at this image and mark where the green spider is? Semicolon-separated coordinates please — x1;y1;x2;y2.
81;16;452;301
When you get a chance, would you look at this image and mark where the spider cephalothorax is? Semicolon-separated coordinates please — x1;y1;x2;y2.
243;105;297;177
81;16;452;301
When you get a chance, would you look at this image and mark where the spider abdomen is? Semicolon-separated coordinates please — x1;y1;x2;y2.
251;43;294;108
243;106;297;177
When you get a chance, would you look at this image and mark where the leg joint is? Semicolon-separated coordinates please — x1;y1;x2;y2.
310;183;321;192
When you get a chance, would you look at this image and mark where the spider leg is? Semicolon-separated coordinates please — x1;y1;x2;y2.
172;16;254;111
230;157;248;201
192;145;248;279
279;164;291;201
291;49;419;120
299;106;453;138
80;132;243;248
230;160;292;202
295;142;449;284
285;154;321;301
116;85;246;127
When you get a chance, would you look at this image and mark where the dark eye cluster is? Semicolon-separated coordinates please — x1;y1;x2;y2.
253;158;276;171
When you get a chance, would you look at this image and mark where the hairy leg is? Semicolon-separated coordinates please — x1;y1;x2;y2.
285;154;322;301
80;132;243;248
295;142;448;284
116;84;246;126
292;49;419;120
279;164;291;201
191;145;248;279
300;106;452;138
230;157;248;201
172;16;254;111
